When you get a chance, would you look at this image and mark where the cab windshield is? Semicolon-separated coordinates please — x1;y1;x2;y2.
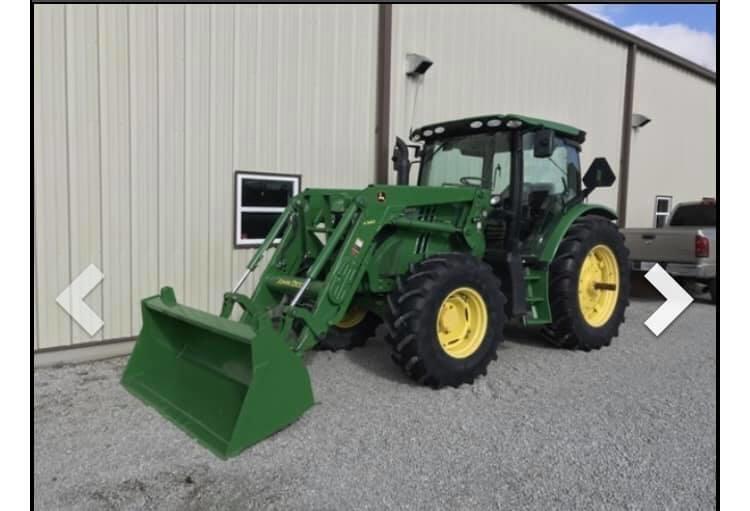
418;133;512;194
418;131;580;202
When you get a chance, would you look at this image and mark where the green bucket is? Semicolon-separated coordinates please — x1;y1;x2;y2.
121;288;314;458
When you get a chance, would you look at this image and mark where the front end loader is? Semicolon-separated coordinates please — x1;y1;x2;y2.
122;114;630;458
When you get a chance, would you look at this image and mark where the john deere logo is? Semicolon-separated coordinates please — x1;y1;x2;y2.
377;192;386;202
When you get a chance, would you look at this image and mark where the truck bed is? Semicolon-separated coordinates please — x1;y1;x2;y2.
624;227;709;264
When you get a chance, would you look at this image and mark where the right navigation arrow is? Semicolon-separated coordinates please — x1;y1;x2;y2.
643;263;694;336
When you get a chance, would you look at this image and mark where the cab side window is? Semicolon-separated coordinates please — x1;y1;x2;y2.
521;132;578;201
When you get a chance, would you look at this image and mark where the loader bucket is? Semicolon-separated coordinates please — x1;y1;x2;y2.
121;287;314;458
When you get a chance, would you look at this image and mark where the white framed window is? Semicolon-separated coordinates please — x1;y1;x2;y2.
654;195;672;228
235;172;301;247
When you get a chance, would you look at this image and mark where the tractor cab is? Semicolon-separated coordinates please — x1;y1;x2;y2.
400;114;614;253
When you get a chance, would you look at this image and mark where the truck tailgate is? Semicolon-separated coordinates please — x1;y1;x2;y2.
623;227;700;264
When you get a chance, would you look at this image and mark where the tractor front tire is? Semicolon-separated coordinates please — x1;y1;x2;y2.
385;254;505;388
544;216;630;350
317;307;381;351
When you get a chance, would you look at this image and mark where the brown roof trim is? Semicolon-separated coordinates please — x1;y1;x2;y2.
540;4;716;82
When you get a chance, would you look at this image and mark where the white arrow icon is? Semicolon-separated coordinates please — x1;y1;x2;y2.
56;264;104;336
643;263;693;336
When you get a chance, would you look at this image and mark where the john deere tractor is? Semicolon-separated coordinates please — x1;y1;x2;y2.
122;114;629;458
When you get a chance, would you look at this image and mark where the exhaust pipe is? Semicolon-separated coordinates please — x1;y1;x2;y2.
392;137;411;185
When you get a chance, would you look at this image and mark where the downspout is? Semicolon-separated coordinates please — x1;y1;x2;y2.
375;4;393;184
617;43;637;227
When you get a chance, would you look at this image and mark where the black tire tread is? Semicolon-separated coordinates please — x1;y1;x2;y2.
543;216;630;350
316;311;381;352
384;253;505;388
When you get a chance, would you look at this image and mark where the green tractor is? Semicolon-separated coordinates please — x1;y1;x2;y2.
122;114;630;458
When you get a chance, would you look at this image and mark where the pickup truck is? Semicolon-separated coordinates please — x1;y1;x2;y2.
623;199;717;303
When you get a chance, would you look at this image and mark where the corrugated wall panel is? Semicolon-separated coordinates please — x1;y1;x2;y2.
230;4;379;296
32;3;715;352
99;5;132;339
34;4;378;349
128;5;159;333
388;4;628;210
156;5;187;299
34;5;71;348
66;5;103;344
626;53;716;227
183;5;211;310
208;4;235;312
230;4;258;296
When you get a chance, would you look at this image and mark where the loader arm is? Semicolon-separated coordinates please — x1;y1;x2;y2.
225;185;492;352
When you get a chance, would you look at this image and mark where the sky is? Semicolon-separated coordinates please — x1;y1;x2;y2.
570;4;716;71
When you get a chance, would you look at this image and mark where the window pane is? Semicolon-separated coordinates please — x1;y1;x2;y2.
656;197;671;213
566;145;581;196
420;135;488;186
241;178;295;207
240;212;281;241
521;132;573;199
491;133;512;194
655;215;667;228
669;204;716;227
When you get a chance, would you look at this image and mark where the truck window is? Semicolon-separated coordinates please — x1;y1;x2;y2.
669;204;716;227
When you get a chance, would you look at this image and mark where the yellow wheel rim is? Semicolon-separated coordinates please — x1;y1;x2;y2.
436;287;488;359
336;306;367;329
578;244;620;327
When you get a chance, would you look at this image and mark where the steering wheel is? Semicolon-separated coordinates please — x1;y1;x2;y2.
459;176;484;187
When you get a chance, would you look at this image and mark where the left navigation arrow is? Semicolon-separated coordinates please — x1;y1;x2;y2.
56;264;104;336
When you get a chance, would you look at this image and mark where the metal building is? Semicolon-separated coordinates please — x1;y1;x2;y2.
33;4;716;361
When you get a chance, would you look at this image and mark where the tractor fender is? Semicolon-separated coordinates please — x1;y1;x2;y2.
537;204;617;263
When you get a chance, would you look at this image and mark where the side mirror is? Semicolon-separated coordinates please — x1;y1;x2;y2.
391;137;411;185
533;129;555;158
582;157;616;189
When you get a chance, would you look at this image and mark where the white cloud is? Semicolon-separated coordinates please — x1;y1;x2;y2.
570;4;616;24
624;23;716;71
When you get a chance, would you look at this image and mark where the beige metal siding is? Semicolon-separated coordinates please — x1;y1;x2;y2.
626;53;716;227
34;5;71;349
33;4;378;349
128;5;159;334
229;4;378;297
388;4;628;209
33;3;715;354
66;5;103;344
99;5;132;340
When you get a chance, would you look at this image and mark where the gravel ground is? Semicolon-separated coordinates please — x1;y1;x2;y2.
34;280;716;510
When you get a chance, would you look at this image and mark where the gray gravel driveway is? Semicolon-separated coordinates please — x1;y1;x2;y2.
34;280;716;510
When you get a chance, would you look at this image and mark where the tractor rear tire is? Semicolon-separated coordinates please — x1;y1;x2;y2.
317;308;381;352
385;254;505;388
544;216;629;350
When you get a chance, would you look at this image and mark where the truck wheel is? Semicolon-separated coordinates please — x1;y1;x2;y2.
385;254;505;388
708;278;717;304
544;216;630;350
317;306;380;351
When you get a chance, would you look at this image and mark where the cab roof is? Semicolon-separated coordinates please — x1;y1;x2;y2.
410;114;586;144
